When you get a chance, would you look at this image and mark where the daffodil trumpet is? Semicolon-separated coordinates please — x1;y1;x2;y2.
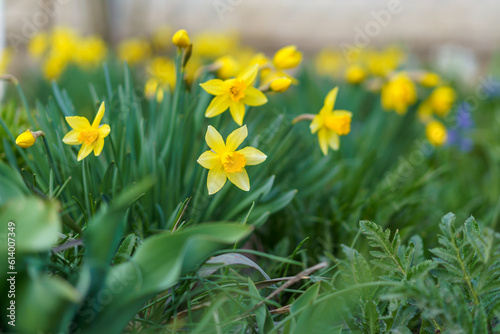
197;125;267;195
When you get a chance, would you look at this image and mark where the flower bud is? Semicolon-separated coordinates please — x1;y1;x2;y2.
172;29;191;48
270;77;292;93
273;45;302;70
15;129;44;148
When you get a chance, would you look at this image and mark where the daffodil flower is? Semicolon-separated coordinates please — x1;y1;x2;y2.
197;125;267;195
62;102;110;161
200;64;268;125
310;87;352;155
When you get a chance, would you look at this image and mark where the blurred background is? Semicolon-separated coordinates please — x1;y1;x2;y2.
2;0;500;70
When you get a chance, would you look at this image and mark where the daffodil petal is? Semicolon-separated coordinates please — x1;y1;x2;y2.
197;150;221;169
229;101;245;126
327;131;340;151
237;64;259;86
332;110;352;117
318;128;329;155
241;87;268;106
324;87;338;111
66;116;91;131
310;115;323;134
207;165;227;195
62;129;81;145
206;125;226;153
93;138;105;156
92;102;105;128
200;79;228;95
77;143;94;161
227;168;250;191
99;124;111;138
226;125;247;151
205;95;231;118
238;147;267;165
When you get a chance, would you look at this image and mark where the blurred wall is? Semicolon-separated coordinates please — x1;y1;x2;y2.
4;0;500;57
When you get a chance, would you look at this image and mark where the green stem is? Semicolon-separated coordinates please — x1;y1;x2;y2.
42;136;62;185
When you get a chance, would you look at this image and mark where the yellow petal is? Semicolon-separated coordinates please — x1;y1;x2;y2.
317;128;329;155
92;102;105;128
324;87;339;111
62;129;81;145
227;168;250;191
238;147;267;165
99;124;111;138
207;165;227;195
66;116;91;131
310;115;323;134
241;86;268;106
197;150;221;169
327;131;340;151
205;125;226;153
93;138;105;156
77;143;94;161
200;79;228;95
237;64;259;86
229;101;245;126
332;110;352;117
205;95;231;118
226;125;247;152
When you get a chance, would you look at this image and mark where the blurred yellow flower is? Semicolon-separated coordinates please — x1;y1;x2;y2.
43;54;67;80
144;77;165;102
194;32;239;59
310;87;352;155
273;45;302;70
117;38;151;65
200;64;268;125
0;49;12;73
248;53;270;68
28;33;48;59
62;102;110;161
215;55;241;80
147;57;176;90
420;72;441;87
367;47;404;77
172;29;191;48
314;49;344;78
381;72;417;115
197;125;266;195
429;86;456;117
15;130;44;148
426;120;447;146
74;36;107;68
270;77;292;93
345;64;366;84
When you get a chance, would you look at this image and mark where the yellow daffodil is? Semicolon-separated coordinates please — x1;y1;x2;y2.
144;77;165;102
310;87;352;155
62;102;110;161
15;130;44;148
345;64;366;84
381;72;417;115
214;55;241;80
314;49;344;78
426;120;447;146
197;125;267;195
428;86;456;116
200;64;268;125
117;38;151;65
420;72;441;87
172;29;191;48
28;33;48;59
0;48;12;73
273;45;302;70
270;77;292;93
74;36;107;68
